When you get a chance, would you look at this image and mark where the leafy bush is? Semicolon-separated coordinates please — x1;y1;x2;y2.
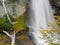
0;15;13;33
54;16;60;26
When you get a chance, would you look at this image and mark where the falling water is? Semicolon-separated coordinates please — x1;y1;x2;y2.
26;0;55;45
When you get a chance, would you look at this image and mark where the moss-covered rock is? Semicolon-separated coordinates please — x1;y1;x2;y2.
14;15;26;32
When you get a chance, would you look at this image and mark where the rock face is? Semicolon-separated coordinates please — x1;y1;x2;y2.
50;0;60;15
0;0;26;17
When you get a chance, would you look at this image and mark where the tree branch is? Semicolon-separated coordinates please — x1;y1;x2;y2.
3;30;12;38
2;0;13;24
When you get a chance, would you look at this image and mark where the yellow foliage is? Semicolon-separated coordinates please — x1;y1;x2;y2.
14;22;25;31
54;16;60;24
13;15;26;32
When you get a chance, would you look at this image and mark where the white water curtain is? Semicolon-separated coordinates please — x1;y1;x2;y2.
26;0;55;45
26;0;55;31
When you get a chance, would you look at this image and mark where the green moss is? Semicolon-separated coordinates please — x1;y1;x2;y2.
14;15;26;31
0;16;12;33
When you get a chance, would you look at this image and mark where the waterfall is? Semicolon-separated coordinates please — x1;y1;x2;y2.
26;0;55;45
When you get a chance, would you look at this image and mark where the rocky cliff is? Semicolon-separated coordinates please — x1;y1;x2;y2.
0;0;26;17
